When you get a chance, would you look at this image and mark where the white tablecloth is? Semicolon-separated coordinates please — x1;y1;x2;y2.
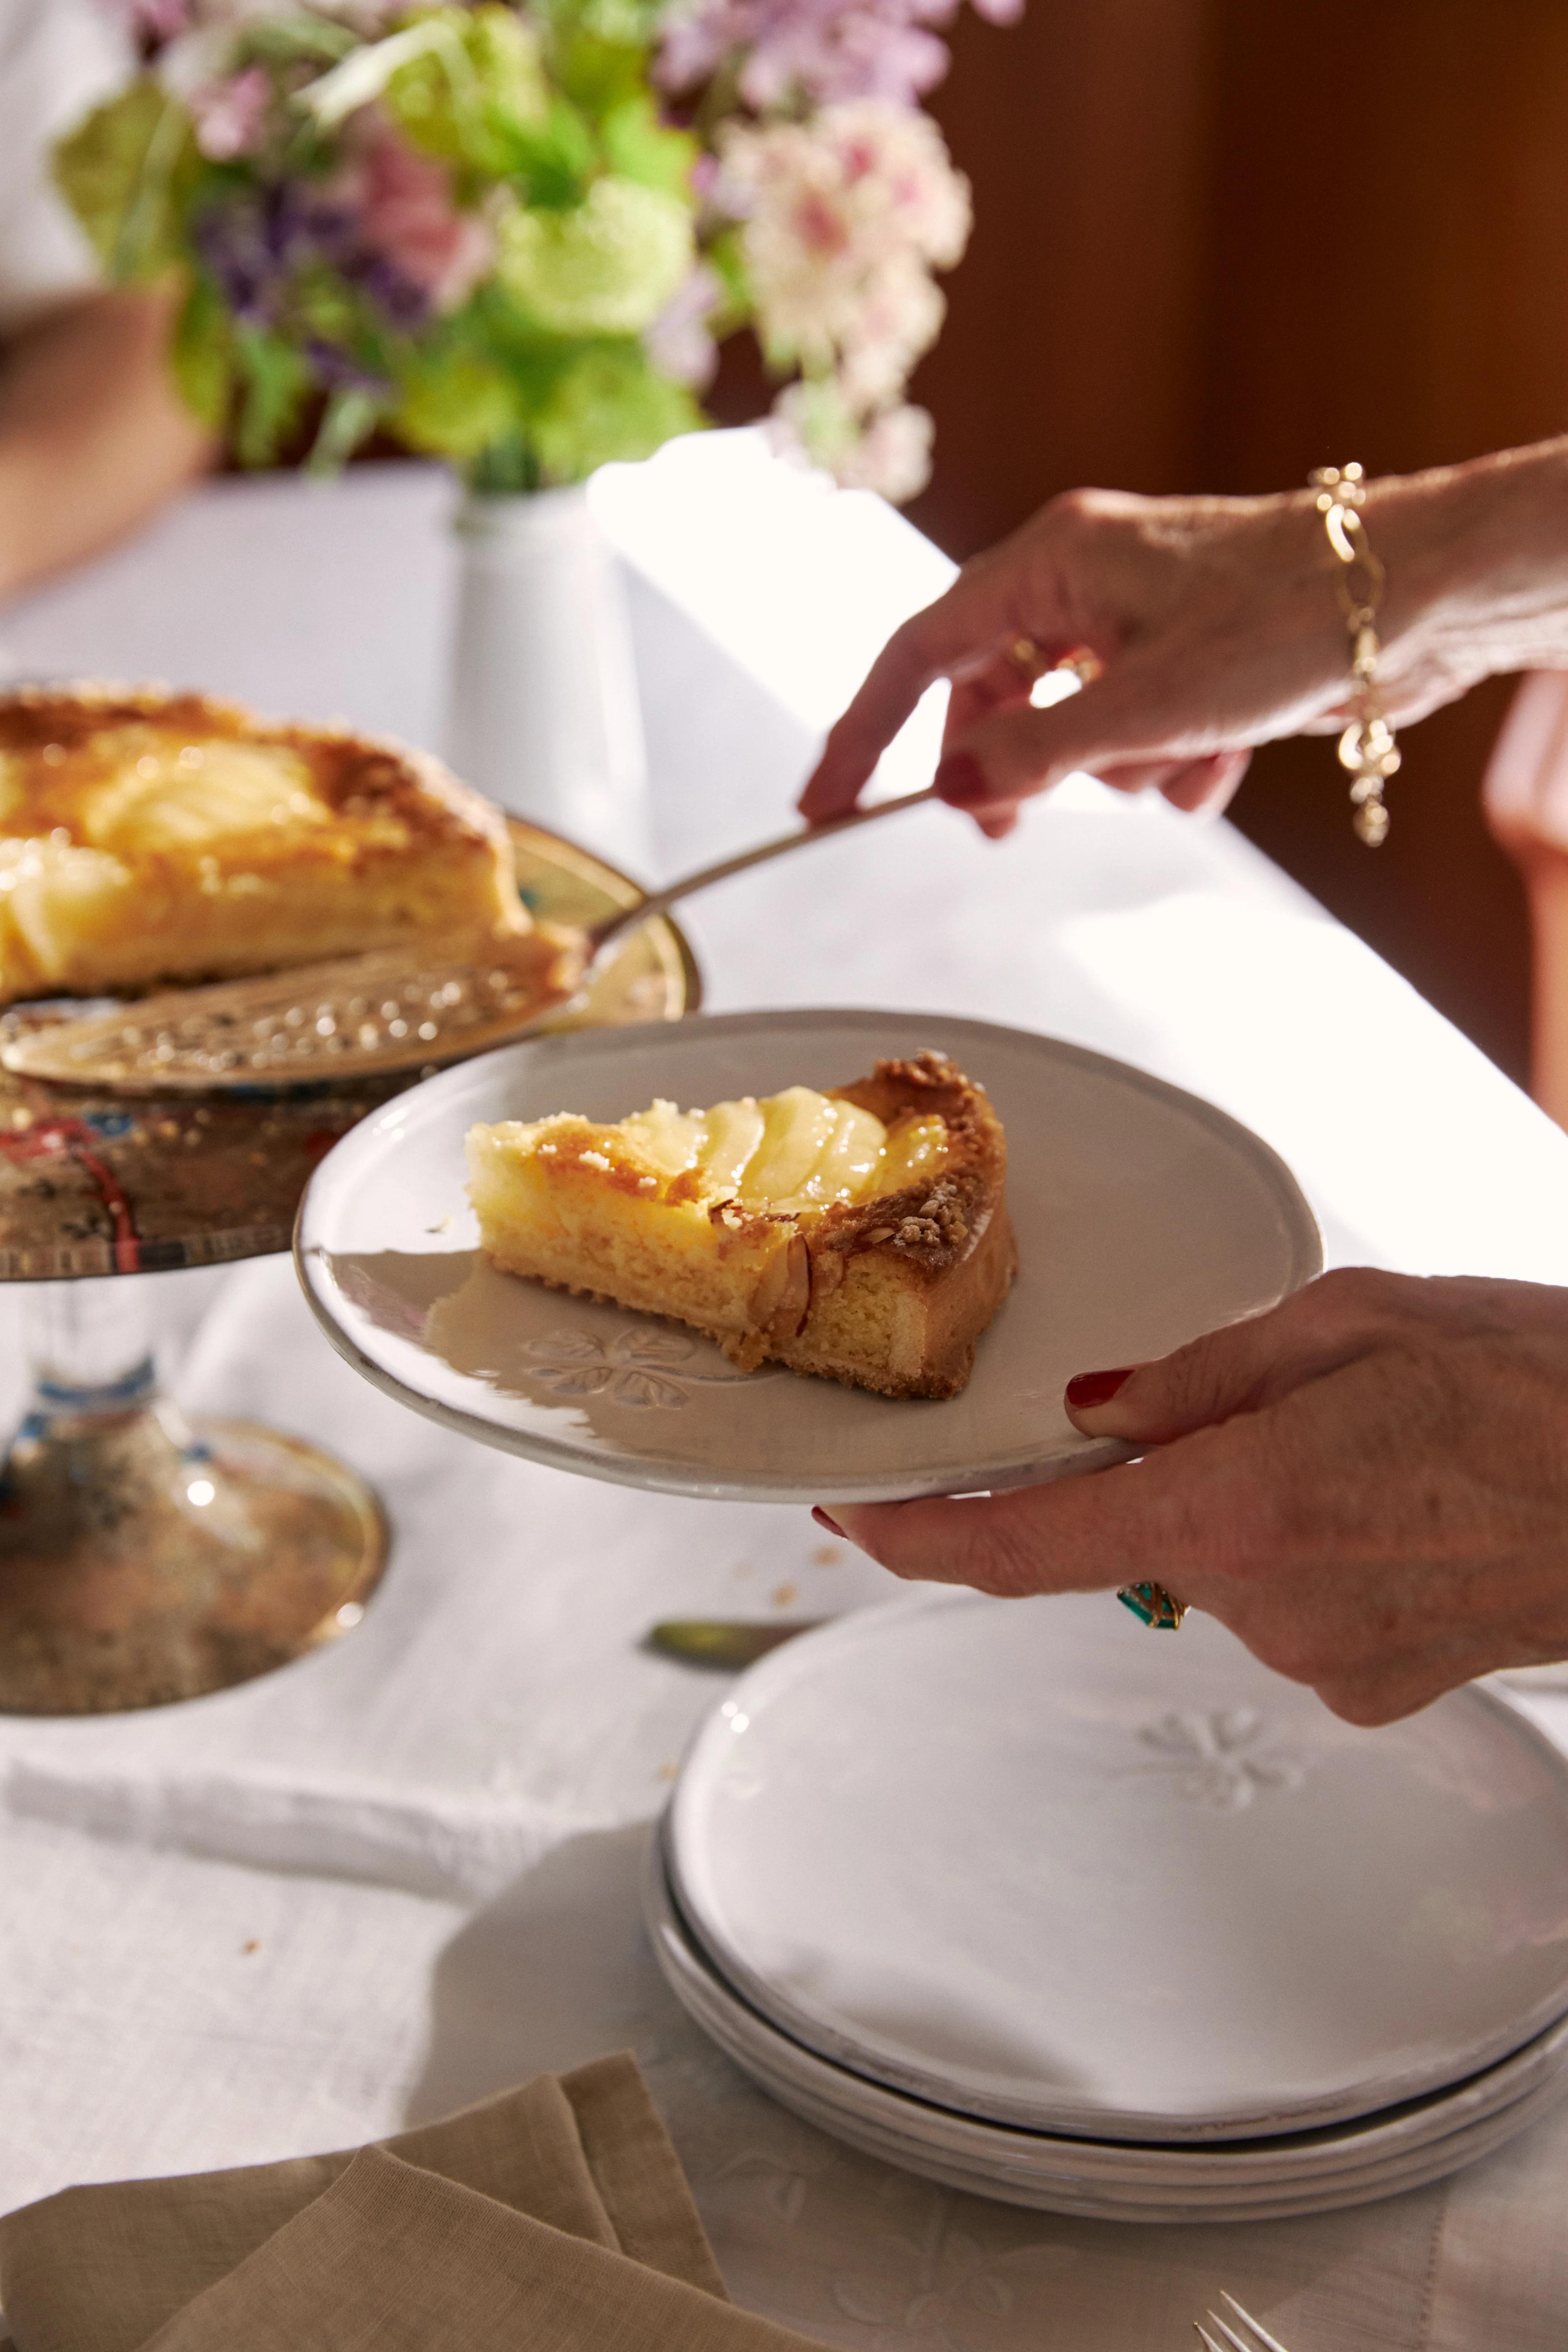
1;434;1566;2351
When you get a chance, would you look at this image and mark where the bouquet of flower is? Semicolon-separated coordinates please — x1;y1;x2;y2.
57;0;1017;502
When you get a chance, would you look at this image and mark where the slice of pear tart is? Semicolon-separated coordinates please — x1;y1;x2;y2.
466;1050;1017;1399
0;686;526;1004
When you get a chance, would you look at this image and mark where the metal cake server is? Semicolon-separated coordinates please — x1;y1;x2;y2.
0;784;939;1096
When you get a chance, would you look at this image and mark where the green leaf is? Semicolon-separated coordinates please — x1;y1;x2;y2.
382;5;550;175
235;17;357;71
391;340;520;460
169;272;232;431
232;327;313;468
306;386;382;478
598;96;695;200
477;297;587;416
705;224;751;327
549;32;649;120
531;339;703;481
537;0;668;59
52;80;200;285
466;436;543;495
290;264;366;351
501;99;596;210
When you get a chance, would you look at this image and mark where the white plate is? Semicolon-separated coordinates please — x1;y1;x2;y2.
666;1590;1568;2139
648;1835;1568;2182
296;1009;1321;1504
644;1842;1568;2223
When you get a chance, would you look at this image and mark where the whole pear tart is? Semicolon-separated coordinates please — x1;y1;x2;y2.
0;685;527;1005
466;1050;1017;1400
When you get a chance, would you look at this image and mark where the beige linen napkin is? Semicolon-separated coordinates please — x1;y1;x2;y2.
0;2054;826;2352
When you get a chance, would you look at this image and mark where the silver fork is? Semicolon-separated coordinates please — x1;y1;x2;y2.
1195;2292;1292;2352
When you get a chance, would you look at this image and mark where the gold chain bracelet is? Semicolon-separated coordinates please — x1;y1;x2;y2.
1310;462;1400;846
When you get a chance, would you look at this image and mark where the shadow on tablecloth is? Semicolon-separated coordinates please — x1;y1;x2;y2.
401;1821;1476;2352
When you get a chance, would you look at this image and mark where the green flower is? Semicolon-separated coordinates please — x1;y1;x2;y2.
53;78;198;285
531;341;703;478
496;176;692;335
393;341;520;460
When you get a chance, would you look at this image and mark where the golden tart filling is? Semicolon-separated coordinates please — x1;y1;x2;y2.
467;1052;1017;1401
0;686;524;1004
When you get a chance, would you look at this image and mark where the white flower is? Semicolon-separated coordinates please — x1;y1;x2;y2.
497;179;695;336
835;249;944;406
774;381;933;500
719;101;967;404
833;401;935;499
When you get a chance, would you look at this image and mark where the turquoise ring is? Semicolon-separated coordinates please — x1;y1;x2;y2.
1117;1582;1188;1631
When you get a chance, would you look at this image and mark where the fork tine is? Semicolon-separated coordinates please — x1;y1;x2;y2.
1194;2328;1226;2352
1221;2291;1291;2352
1204;2313;1252;2352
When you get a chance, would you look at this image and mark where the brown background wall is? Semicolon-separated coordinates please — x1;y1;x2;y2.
890;0;1568;1085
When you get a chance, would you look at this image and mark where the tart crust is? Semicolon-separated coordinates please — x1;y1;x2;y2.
466;1050;1017;1400
0;684;524;1004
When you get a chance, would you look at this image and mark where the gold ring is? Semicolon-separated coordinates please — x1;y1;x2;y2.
1005;640;1107;691
1117;1582;1188;1631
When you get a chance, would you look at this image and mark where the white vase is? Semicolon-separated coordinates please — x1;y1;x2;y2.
446;482;652;874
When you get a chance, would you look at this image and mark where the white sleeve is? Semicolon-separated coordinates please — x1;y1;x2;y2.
0;0;136;335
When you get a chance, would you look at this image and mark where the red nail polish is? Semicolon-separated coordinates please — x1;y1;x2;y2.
1065;1367;1134;1409
935;750;991;806
812;1506;847;1538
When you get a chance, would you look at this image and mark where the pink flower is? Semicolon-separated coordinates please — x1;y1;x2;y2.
108;0;192;35
344;122;494;315
190;64;269;160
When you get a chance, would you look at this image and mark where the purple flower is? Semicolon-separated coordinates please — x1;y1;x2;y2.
644;261;724;387
301;339;387;394
659;0;1019;111
192;178;431;352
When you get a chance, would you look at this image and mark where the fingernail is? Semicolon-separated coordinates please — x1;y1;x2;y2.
1065;1367;1134;1410
812;1507;847;1537
935;750;991;806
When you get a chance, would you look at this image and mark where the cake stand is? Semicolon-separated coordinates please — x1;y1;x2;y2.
0;821;699;1716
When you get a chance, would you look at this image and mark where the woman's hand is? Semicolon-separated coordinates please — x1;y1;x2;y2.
799;444;1568;834
817;1269;1568;1725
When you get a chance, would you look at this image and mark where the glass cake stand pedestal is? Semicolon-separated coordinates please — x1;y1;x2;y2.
0;821;699;1715
1;1274;385;1714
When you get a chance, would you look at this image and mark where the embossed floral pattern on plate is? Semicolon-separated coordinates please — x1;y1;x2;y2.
1132;1708;1308;1813
521;1325;773;1409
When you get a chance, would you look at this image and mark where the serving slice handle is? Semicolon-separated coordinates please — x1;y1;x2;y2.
582;784;940;963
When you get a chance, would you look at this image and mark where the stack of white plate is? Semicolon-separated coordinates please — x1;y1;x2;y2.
646;1591;1568;2222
